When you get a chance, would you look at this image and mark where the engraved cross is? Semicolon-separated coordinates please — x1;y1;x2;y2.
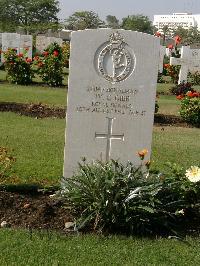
95;117;124;161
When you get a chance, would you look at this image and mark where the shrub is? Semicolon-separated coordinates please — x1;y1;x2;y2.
61;157;200;236
170;82;194;96
33;42;64;87
3;49;33;85
0;147;16;182
179;94;200;127
188;71;200;85
62;42;70;68
164;64;180;84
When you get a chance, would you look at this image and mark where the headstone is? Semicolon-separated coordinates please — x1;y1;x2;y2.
36;36;62;52
47;37;63;46
159;46;166;73
170;46;200;83
36;36;48;52
20;35;33;59
1;33;20;62
63;29;160;178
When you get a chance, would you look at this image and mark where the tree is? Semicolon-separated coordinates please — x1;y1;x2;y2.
106;15;120;29
121;15;153;34
0;0;60;33
162;25;170;45
65;11;105;30
172;26;200;45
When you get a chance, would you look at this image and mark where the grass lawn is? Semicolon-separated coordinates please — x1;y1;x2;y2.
0;229;200;265
0;83;67;107
157;95;180;115
0;112;65;184
0;112;199;184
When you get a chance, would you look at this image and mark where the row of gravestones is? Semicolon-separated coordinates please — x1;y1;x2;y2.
159;45;200;84
0;32;199;85
0;30;199;178
0;33;63;62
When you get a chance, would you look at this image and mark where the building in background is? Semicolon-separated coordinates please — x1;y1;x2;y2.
153;13;200;35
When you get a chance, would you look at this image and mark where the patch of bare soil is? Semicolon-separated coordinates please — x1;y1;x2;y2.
0;102;66;119
0;189;72;231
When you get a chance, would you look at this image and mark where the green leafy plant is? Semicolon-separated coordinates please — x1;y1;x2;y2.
62;42;70;68
0;147;16;182
179;95;200;127
61;155;200;236
33;42;64;87
188;71;200;85
3;49;33;85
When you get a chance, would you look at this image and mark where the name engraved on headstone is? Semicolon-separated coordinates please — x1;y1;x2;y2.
75;85;146;116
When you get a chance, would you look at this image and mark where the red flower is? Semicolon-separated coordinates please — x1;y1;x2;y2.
53;50;59;57
26;58;32;63
18;53;24;57
154;31;162;37
186;91;194;97
174;35;181;45
164;63;170;68
176;95;184;100
191;92;199;98
43;51;49;57
168;44;174;50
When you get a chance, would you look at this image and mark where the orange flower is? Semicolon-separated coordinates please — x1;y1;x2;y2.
164;63;170;68
168;44;174;50
186;91;194;97
174;35;181;45
192;92;199;98
176;95;184;100
138;149;148;160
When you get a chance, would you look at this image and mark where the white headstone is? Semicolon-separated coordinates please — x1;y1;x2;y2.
1;33;20;62
159;46;166;73
20;35;33;59
47;37;63;46
170;46;200;84
63;29;160;178
36;36;62;52
36;36;48;52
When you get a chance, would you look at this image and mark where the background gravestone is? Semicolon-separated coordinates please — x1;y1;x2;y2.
47;37;63;46
20;35;33;59
36;36;62;52
36;36;48;52
170;46;200;83
64;29;160;178
1;33;20;62
159;46;166;73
